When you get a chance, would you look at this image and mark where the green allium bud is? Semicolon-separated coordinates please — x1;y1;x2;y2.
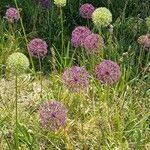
92;7;112;28
6;52;30;75
54;0;66;7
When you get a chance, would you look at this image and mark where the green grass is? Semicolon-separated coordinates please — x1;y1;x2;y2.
0;0;150;149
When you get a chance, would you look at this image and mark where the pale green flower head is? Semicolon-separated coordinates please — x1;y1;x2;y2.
146;16;150;32
92;7;112;28
6;52;30;75
54;0;66;7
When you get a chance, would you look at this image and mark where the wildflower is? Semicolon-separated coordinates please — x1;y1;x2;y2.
6;52;30;75
71;26;91;48
92;7;112;28
138;34;150;49
79;3;95;19
83;33;104;54
5;7;20;23
95;60;121;85
62;66;89;92
146;16;150;32
54;0;66;7
39;101;67;130
28;38;48;58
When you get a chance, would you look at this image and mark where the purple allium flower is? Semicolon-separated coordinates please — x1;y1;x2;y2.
95;60;121;85
62;66;89;92
79;3;95;19
83;33;104;54
39;0;51;9
137;34;150;49
5;7;20;23
39;101;67;131
71;26;92;48
28;38;48;58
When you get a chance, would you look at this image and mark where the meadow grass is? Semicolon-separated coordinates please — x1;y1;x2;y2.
0;0;150;150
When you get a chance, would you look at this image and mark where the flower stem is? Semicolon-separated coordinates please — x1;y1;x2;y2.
60;7;64;53
14;0;35;74
98;27;104;59
79;93;85;149
38;57;43;99
87;19;90;27
15;75;19;150
9;23;15;37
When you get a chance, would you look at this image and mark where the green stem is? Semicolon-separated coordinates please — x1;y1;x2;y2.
98;27;104;59
15;75;19;150
38;57;43;99
9;23;15;37
104;84;110;103
32;2;40;31
14;0;35;73
137;47;143;75
91;54;95;71
79;93;85;149
81;47;86;66
87;19;90;27
60;7;64;53
145;49;150;66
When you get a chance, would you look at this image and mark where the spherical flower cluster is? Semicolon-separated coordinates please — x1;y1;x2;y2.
39;101;67;131
71;26;91;48
146;16;150;31
137;34;150;49
39;0;51;9
95;60;121;85
79;3;95;19
92;7;112;27
6;52;30;75
54;0;66;7
5;7;20;23
28;38;48;58
83;33;104;54
62;66;89;92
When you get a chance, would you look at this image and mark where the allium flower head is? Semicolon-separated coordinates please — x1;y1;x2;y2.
92;7;112;27
5;7;20;23
54;0;66;7
146;16;150;31
62;66;89;92
71;26;91;48
39;0;51;9
95;60;121;85
137;34;150;49
6;52;30;75
28;38;48;58
79;3;95;19
83;33;104;54
39;101;67;130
